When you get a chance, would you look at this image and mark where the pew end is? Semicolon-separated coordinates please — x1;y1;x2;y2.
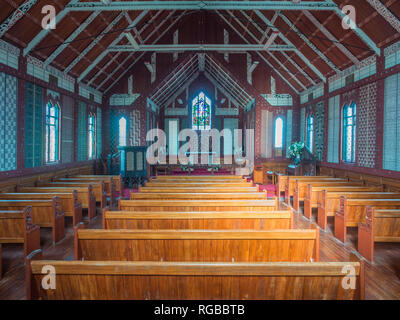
25;249;44;300
74;222;85;260
101;206;110;229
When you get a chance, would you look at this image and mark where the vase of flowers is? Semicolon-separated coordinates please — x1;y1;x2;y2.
288;141;305;165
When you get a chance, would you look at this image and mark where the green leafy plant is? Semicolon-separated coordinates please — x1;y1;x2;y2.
288;141;305;164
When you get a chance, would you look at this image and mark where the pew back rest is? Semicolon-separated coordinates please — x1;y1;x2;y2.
28;260;364;300
75;228;319;262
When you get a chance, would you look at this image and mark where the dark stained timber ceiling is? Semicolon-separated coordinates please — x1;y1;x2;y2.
0;0;399;94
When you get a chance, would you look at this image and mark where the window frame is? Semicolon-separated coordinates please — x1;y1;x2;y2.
118;116;128;147
191;91;212;131
273;116;285;158
306;113;314;153
341;102;357;164
45;102;60;164
88;113;96;160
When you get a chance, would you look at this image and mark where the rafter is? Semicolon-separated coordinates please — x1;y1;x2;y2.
254;10;327;82
217;11;300;93
331;3;380;55
365;0;400;33
78;10;148;82
278;12;340;72
89;10;163;87
302;10;359;65
23;0;79;56
64;12;125;74
108;43;296;52
44;12;100;66
0;0;38;38
66;1;338;11
99;10;182;91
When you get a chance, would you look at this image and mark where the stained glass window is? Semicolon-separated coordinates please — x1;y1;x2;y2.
88;113;96;159
192;92;211;130
342;102;356;163
45;102;60;163
306;114;314;152
119;117;127;146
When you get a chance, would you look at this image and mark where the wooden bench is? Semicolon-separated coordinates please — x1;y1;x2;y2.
27;259;364;300
55;177;115;206
145;181;253;188
275;175;331;198
130;192;268;200
119;199;278;212
0;199;64;244
0;207;41;280
73;174;123;195
303;185;382;220
318;192;400;231
292;180;366;211
153;175;244;180
38;181;106;209
285;177;346;204
74;226;319;262
358;206;400;261
17;186;96;221
138;186;259;193
335;198;400;242
0;192;82;226
102;209;293;230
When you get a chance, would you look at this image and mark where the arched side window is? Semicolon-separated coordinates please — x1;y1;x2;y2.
45;102;60;163
192;92;211;130
119;117;127;147
88;113;96;159
342;102;356;163
306;114;314;153
274;116;284;148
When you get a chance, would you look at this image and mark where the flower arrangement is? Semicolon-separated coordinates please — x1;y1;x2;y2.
288;141;305;165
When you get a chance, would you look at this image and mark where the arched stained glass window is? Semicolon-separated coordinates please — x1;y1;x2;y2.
274;117;284;148
192;92;211;130
45;102;60;163
342;102;356;163
306;114;314;152
88;113;96;159
119;117;127;147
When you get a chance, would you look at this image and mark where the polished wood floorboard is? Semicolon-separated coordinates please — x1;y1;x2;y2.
0;201;399;300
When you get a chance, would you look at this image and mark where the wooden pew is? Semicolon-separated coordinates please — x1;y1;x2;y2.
38;181;106;209
138;186;259;193
0;207;41;279
102;209;293;230
292;180;364;211
73;174;123;195
0;192;82;226
27;259;364;300
0;199;64;244
275;175;331;199
317;192;400;231
153;175;244;181
303;185;382;220
130;192;268;200
119;199;278;212
74;227;319;262
358;206;400;261
55;177;115;206
285;177;346;204
334;198;400;242
17;186;96;221
145;181;253;188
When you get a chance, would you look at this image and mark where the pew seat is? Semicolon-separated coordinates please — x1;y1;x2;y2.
27;259;364;300
0;199;64;244
130;192;267;200
0;192;82;226
138;186;259;193
0;207;41;279
358;207;400;261
102;209;293;230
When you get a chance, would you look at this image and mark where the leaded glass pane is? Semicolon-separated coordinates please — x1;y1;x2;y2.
192;92;211;130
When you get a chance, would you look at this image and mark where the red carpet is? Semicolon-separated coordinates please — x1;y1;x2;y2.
258;184;276;198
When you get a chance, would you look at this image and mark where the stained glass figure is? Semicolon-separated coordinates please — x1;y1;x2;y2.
192;92;211;130
45;102;60;163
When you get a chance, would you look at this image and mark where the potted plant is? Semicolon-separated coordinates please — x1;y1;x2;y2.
288;141;305;165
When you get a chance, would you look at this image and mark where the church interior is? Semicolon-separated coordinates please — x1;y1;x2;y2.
0;0;399;301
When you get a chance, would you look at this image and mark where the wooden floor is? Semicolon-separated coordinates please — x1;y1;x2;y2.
1;201;400;300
